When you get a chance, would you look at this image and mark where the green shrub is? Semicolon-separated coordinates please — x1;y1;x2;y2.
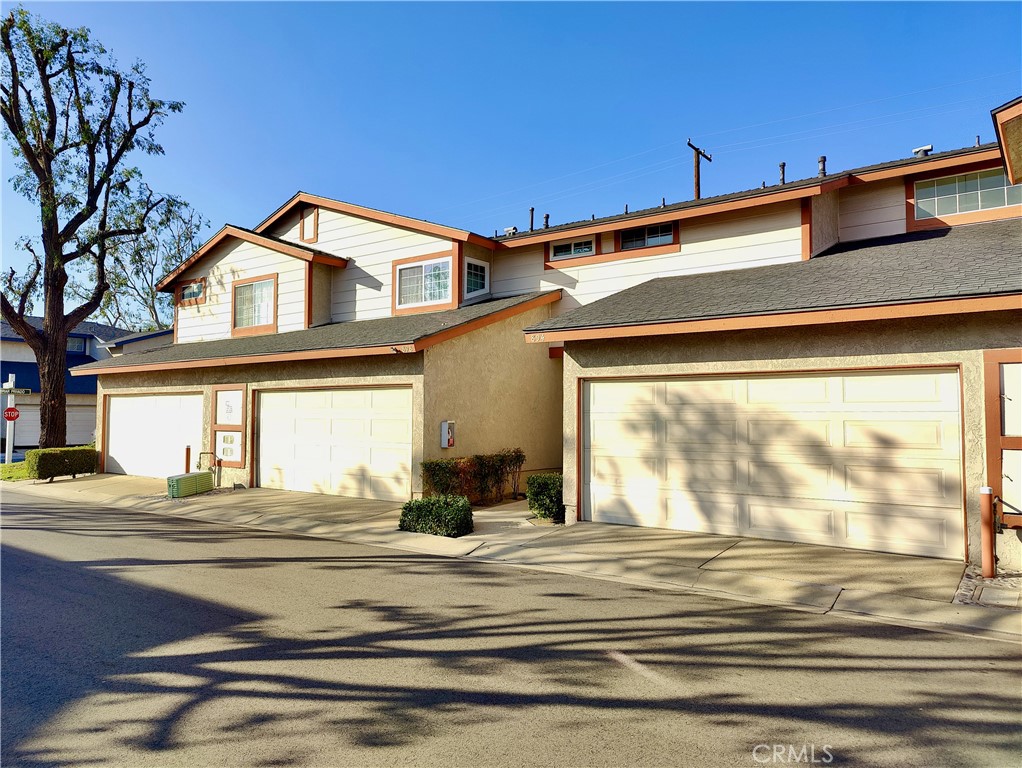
526;473;565;522
421;458;465;496
502;447;526;498
25;446;98;482
399;495;473;537
421;448;527;505
472;452;507;504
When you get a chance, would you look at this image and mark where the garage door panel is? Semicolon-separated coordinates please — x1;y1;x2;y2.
585;369;964;559
666;494;740;533
665;418;738;445
747;499;837;540
258;387;411;502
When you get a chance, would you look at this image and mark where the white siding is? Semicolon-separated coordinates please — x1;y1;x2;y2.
175;239;308;344
491;202;802;314
272;209;452;322
838;180;907;242
0;341;37;363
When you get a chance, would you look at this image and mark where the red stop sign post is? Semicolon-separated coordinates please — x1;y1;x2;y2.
3;407;19;422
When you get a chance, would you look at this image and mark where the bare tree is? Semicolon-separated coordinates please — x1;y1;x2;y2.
1;8;184;446
68;200;208;330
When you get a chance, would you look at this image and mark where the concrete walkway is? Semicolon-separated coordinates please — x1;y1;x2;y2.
3;473;1020;641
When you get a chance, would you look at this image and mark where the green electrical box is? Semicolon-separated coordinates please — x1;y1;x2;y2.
167;471;215;498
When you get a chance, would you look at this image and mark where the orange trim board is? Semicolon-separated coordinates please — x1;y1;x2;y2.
156;225;348;292
74;291;562;376
525;295;1022;343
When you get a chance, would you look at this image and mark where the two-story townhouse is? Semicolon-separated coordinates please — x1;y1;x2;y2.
1;317;134;448
73;98;1021;568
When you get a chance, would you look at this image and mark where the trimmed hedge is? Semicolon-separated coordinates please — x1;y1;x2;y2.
526;473;565;523
25;446;98;482
399;495;473;538
421;447;526;505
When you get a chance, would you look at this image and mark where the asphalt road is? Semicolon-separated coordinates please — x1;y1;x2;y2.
2;489;1020;768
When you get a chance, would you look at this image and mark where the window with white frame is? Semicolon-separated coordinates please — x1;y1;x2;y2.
179;281;205;303
66;336;86;353
465;258;489;297
915;168;1022;220
551;238;595;259
233;278;274;329
397;257;451;307
621;223;674;250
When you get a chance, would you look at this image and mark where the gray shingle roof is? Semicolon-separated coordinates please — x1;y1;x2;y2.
74;291;557;372
1;316;134;342
525;219;1022;334
497;144;1001;242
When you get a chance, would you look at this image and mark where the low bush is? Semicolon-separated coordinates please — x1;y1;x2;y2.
399;495;473;538
526;473;565;522
421;448;527;505
25;446;98;482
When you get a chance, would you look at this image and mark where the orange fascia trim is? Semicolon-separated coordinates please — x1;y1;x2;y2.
525;295;1022;343
507;186;829;248
848;148;1005;184
175;277;207;307
231;273;278;338
983;348;1022;510
392;249;458;316
156;225;347;292
304;262;313;329
993;101;1022;184
800;199;812;260
254;191;496;248
78;291;563;376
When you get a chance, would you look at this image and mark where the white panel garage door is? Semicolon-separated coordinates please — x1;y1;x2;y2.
106;394;203;477
257;387;412;502
584;369;964;559
8;400;95;447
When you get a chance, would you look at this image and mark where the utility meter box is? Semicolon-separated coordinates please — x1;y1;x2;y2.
440;420;455;449
167;471;215;498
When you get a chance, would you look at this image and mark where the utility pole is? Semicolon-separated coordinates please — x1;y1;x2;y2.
687;139;712;200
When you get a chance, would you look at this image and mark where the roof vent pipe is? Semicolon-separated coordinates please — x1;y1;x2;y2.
529;207;535;232
912;145;933;158
779;162;786;185
543;213;549;229
624;204;629;214
976;135;981;147
818;156;827;177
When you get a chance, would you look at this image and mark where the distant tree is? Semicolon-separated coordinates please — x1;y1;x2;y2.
0;8;184;446
68;199;208;331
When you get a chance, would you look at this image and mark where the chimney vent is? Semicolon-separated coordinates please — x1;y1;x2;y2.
779;162;786;185
543;213;549;229
912;145;933;158
976;135;981;147
818;156;827;177
529;207;535;231
624;204;629;214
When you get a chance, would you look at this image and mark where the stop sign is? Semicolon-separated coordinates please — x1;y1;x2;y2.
3;407;19;422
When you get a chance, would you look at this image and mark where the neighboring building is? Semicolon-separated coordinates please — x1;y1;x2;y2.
0;317;134;447
73;105;1022;567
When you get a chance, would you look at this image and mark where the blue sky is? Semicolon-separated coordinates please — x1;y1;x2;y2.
2;1;1020;277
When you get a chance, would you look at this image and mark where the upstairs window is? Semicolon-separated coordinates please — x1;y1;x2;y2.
178;280;205;304
465;258;489;297
232;276;276;334
397;257;451;307
551;239;595;259
621;223;674;250
66;337;85;353
915;169;1022;220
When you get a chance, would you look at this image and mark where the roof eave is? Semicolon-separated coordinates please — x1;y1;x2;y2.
525;294;1021;343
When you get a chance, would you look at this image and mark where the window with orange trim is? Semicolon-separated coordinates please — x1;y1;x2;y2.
914;169;1021;221
233;278;275;332
620;223;674;250
396;256;451;308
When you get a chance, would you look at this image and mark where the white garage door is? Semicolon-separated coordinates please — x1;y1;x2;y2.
7;400;95;447
257;387;412;502
584;369;964;559
106;394;203;477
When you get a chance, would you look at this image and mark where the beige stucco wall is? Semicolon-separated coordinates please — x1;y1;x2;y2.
561;310;1022;563
422;303;563;478
97;354;425;492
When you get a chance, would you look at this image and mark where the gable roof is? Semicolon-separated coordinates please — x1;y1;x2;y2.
524;218;1022;341
992;96;1022;184
498;144;1004;246
1;316;134;343
254;191;498;249
72;290;561;376
96;327;174;349
155;224;349;292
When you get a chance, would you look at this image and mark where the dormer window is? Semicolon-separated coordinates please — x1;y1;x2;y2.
67;336;85;353
914;169;1022;220
397;257;451;308
232;275;277;336
552;239;594;259
620;223;674;251
465;258;489;297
